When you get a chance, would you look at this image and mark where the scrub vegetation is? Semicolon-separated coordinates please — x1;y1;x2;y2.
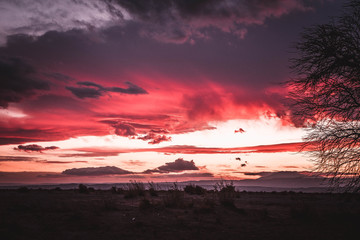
0;182;359;240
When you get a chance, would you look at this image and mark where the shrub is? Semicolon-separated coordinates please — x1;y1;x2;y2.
111;186;124;194
148;181;159;197
214;180;236;193
17;186;29;193
78;184;89;194
184;184;207;195
162;183;185;208
124;181;145;199
214;180;238;208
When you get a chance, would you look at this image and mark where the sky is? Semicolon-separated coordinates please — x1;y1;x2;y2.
0;0;345;185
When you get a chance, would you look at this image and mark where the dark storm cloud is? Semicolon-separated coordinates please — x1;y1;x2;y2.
0;0;127;45
0;0;313;45
115;0;311;43
144;158;199;173
66;86;103;99
107;82;148;94
62;166;132;176
66;81;148;99
0;57;50;108
78;81;104;89
14;144;59;153
0;2;328;130
43;72;75;82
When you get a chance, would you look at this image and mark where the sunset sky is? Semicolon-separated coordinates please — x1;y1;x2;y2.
0;0;345;184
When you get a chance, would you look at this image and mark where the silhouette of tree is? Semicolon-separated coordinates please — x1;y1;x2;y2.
288;0;360;191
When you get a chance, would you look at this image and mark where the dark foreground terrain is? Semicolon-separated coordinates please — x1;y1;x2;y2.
1;184;359;240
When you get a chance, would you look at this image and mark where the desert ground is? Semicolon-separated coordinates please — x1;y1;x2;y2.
0;183;359;240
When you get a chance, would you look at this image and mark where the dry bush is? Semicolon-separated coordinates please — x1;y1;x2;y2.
148;181;159;197
214;180;238;208
184;184;207;195
78;184;89;194
162;183;186;208
124;181;145;199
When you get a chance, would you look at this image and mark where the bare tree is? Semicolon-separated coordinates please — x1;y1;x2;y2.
288;0;360;191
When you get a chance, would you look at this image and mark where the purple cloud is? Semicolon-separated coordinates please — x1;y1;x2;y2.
144;158;199;173
14;144;59;153
62;166;132;176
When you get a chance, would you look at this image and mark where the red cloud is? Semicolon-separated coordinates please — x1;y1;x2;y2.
68;142;306;157
148;142;305;154
113;122;137;137
138;132;172;144
0;0;318;149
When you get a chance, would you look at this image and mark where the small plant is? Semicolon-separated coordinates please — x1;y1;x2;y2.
111;186;123;194
17;186;29;193
215;180;235;193
184;184;206;195
124;181;145;199
148;181;159;197
214;180;237;208
78;184;89;194
162;183;185;208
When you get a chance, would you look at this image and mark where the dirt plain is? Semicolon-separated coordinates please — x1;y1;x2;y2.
0;185;359;240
